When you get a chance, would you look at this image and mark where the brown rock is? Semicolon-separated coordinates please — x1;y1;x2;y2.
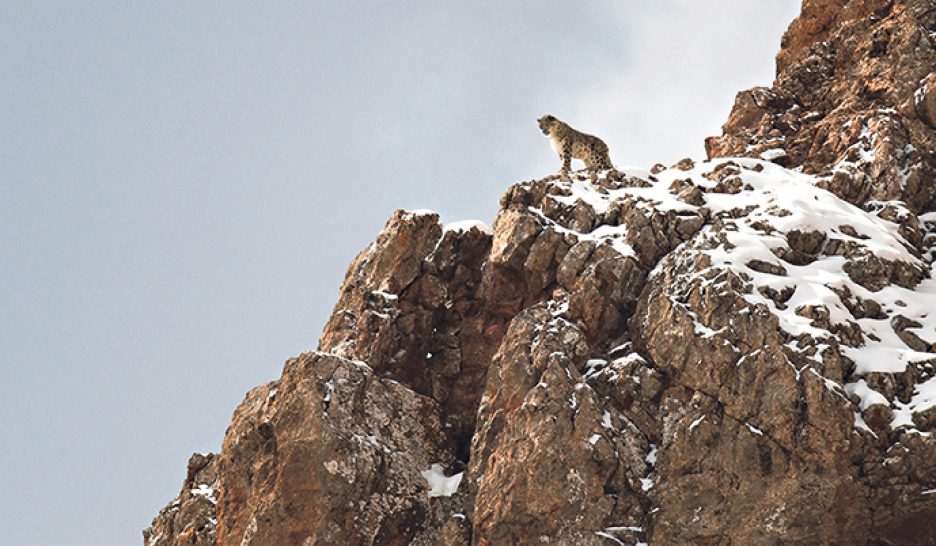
677;185;706;206
147;2;936;545
707;0;936;213
433;515;471;546
144;453;219;546
318;210;495;455
917;72;936;128
673;157;695;171
216;352;458;546
470;305;651;545
631;232;868;544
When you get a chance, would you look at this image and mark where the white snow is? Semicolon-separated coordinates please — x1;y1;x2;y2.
646;159;935;432
190;484;217;504
191;484;213;496
844;380;890;411
760;148;788;161
533;168;699;262
527;205;637;259
746;423;765;436
524;158;936;442
594;531;625;545
323;381;335;404
444;219;493;235
890;376;936;429
402;208;436;216
420;463;463;498
645;444;658;466
606;526;643;532
371;290;398;301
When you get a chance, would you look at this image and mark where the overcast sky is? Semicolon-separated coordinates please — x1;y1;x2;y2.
0;2;800;545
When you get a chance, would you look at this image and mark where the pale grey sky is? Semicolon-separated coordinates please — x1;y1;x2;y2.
0;2;799;544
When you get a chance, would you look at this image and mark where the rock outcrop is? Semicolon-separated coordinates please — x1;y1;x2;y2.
706;0;936;214
146;2;936;545
144;453;219;546
214;353;461;546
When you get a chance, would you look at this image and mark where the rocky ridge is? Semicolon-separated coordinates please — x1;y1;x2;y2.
147;1;936;544
706;0;936;213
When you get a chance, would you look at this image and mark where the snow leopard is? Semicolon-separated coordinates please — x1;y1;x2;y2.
537;115;613;173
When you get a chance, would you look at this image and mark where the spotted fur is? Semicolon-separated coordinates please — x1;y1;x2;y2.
537;115;613;173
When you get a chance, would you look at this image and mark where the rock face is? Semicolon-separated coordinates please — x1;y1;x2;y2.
146;2;936;545
706;0;936;213
144;453;219;546
214;353;461;546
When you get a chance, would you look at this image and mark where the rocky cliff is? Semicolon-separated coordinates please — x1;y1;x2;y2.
145;1;936;544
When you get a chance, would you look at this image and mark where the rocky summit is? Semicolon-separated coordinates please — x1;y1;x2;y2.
146;1;936;545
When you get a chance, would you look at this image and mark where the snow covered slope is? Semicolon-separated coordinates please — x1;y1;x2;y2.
541;160;935;436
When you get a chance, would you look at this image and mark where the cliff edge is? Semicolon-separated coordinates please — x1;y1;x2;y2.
146;1;936;544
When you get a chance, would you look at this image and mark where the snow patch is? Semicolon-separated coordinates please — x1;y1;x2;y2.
645;444;658;466
402;208;437;217
444;219;493;235
759;148;788;162
420;464;464;498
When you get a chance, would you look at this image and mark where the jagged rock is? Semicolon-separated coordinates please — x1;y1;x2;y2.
706;0;936;214
215;352;459;546
144;453;219;546
318;210;495;456
148;157;936;545
469;304;651;545
917;72;936;128
433;515;471;546
631;231;867;544
147;2;936;545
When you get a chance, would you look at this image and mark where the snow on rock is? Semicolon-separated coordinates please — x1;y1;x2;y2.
144;453;219;546
444;219;493;235
499;159;936;515
402;208;438;217
421;463;464;498
623;158;935;434
515;168;703;264
760;148;788;162
148;5;936;542
190;483;216;501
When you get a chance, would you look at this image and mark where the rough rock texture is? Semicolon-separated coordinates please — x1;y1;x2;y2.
144;453;219;546
213;352;463;546
147;2;936;545
317;210;495;459
706;0;936;214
